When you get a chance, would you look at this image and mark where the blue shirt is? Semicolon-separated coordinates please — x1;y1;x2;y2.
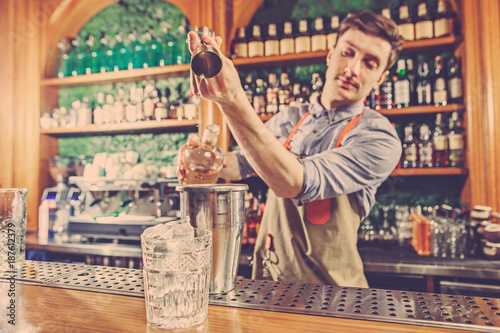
235;101;402;219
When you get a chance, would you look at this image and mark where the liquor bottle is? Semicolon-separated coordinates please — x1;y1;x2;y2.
253;78;267;116
326;15;340;50
432;113;449;167
129;29;146;69
134;84;145;121
280;21;295;55
406;57;417;105
264;23;280;57
160;22;179;65
112;31;129;71
295;19;311;53
144;27;162;68
143;82;156;121
171;84;185;120
397;5;415;41
434;0;455;38
102;94;114;124
448;111;465;167
266;73;279;114
183;91;199;120
176;19;190;64
77;98;92;127
278;73;292;112
394;58;411;108
290;83;302;106
243;74;255;105
366;86;381;110
154;88;168;121
402;123;418;168
96;32;111;73
125;85;137;123
311;17;327;52
447;55;463;104
232;27;248;58
67;36;81;76
248;25;264;58
416;58;432;105
379;74;394;109
411;206;431;256
414;2;434;40
113;84;125;123
433;55;448;106
418;123;434;167
93;92;105;125
55;37;69;78
183;124;224;184
80;34;96;75
309;73;323;104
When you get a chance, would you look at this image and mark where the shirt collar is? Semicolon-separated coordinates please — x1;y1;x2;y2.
309;100;365;123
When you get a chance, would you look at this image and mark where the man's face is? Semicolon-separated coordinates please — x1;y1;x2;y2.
321;28;392;109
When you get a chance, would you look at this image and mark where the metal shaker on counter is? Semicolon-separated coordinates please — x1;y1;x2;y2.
176;184;248;294
190;27;222;79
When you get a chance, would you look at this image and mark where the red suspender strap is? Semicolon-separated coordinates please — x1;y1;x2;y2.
305;112;363;225
283;111;310;151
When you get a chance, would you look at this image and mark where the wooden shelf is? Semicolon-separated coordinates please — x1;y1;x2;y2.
391;167;467;176
40;119;198;137
41;63;191;88
232;36;462;68
378;104;464;116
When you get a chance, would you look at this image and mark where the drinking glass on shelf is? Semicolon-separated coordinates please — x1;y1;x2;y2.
395;205;412;246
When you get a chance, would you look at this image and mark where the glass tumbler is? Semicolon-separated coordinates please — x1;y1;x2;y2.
141;224;212;330
0;188;29;271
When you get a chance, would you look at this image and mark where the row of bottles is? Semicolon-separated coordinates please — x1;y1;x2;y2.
40;81;199;130
242;71;324;116
400;111;465;169
55;21;190;78
366;53;462;110
388;0;459;41
231;0;458;59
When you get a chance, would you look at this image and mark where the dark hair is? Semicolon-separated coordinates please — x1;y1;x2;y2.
336;11;405;71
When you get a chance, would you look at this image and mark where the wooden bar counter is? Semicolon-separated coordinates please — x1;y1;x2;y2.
1;261;499;333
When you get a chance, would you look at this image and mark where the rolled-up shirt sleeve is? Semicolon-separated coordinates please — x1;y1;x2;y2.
298;116;401;202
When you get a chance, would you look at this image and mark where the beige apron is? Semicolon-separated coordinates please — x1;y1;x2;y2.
251;112;368;287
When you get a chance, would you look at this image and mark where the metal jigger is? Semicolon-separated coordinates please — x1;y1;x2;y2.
191;27;222;79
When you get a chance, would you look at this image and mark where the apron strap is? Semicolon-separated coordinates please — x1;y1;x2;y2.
285;112;362;225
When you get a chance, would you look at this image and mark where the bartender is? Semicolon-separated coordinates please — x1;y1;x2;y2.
178;11;404;287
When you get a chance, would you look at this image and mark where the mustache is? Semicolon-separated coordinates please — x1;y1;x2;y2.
336;75;359;89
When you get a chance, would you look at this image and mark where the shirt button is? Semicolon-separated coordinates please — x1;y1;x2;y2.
313;130;318;134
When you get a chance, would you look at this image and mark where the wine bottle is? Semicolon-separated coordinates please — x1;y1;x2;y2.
448;111;465;167
280;21;295;55
418;123;434;168
402;123;418;168
447;55;463;104
415;2;434;40
266;73;279;114
379;74;394;109
394;58;411;108
416;58;432;105
253;78;267;116
432;113;449;167
295;19;311;53
183;124;224;184
433;55;448;106
434;0;455;38
278;73;292;112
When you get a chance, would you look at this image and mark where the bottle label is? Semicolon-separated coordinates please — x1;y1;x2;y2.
405;146;417;162
295;36;311;53
264;40;280;56
433;135;448;150
398;24;415;41
419;146;433;164
394;80;410;105
234;42;248;58
248;41;264;57
449;77;463;99
433;89;447;105
415;21;433;39
311;34;327;52
326;32;337;50
280;38;294;55
155;106;167;120
449;133;464;150
434;18;453;37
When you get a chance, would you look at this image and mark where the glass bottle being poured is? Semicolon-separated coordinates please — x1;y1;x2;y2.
183;124;224;184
